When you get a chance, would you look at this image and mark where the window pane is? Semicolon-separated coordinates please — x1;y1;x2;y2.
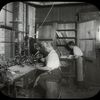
7;2;13;12
0;28;5;40
5;29;12;42
6;12;13;27
0;43;5;54
0;9;5;25
28;6;35;37
0;28;5;54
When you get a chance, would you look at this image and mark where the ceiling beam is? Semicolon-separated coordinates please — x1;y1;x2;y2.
25;1;85;6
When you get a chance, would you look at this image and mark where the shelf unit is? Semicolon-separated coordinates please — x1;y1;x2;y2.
56;22;77;56
56;22;77;76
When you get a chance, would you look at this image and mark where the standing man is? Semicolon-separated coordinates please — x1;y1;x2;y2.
35;41;61;98
67;41;84;89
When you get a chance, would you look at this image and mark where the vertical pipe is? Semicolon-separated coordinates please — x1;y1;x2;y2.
26;4;28;35
4;4;7;59
76;13;84;82
34;21;37;43
75;13;78;82
26;4;30;56
23;3;24;33
11;2;14;58
75;13;79;45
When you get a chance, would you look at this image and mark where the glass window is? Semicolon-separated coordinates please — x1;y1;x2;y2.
7;2;13;12
0;9;5;25
6;12;13;27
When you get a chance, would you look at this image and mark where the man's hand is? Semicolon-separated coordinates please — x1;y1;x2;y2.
35;65;40;69
66;55;76;59
40;58;45;62
35;65;51;71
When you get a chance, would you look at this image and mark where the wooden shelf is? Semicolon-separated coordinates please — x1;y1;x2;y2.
57;37;76;39
79;38;96;40
56;45;66;46
57;29;76;31
0;25;26;33
38;39;52;41
0;25;13;30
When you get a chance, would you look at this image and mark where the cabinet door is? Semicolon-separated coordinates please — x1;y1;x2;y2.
78;20;100;86
78;20;96;59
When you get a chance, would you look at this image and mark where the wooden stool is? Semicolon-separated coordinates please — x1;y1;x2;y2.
46;81;59;98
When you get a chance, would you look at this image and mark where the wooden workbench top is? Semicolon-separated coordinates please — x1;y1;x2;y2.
7;63;43;82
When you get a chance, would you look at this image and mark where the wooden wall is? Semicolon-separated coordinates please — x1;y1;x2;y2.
36;4;98;23
78;20;96;59
77;12;100;86
38;23;56;39
36;4;99;42
18;2;26;34
95;20;100;47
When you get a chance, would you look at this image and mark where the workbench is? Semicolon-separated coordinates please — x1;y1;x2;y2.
5;63;43;97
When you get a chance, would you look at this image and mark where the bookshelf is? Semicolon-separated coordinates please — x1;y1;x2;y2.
56;22;77;69
55;22;77;79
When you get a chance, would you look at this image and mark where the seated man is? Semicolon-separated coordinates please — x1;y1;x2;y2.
35;41;61;98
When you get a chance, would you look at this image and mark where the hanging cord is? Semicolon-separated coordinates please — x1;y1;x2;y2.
37;2;54;30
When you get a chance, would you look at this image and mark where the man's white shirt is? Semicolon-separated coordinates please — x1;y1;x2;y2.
73;46;83;57
46;49;60;70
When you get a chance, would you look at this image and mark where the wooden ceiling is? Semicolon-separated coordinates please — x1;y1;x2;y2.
25;1;86;6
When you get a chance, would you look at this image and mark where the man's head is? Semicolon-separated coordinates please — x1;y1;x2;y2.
68;41;75;49
41;41;53;53
35;44;40;51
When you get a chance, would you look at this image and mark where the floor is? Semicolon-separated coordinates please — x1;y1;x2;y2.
1;65;100;99
8;78;99;99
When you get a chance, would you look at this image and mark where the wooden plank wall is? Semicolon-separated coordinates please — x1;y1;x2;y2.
18;2;26;54
36;4;99;23
78;20;96;59
39;24;55;39
77;12;100;86
38;23;57;50
95;20;100;47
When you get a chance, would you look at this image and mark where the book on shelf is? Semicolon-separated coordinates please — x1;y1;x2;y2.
56;31;63;37
56;47;69;56
56;39;65;45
